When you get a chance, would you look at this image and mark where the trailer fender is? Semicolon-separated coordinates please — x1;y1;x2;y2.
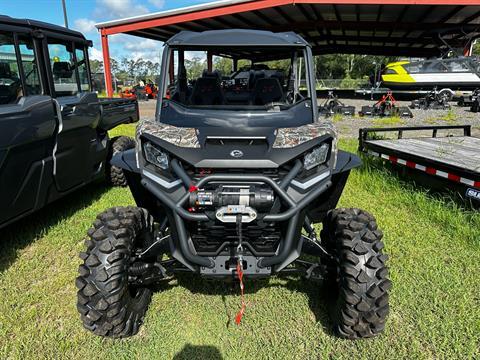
333;150;362;175
110;149;140;174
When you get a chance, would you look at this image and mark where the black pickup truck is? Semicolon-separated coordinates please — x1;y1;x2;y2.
0;16;139;229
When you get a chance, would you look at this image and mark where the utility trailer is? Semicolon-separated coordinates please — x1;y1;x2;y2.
359;125;480;203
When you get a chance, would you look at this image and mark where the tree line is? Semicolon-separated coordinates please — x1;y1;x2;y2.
90;44;480;85
90;58;161;83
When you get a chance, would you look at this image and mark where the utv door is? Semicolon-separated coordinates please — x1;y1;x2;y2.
46;38;103;192
0;31;56;226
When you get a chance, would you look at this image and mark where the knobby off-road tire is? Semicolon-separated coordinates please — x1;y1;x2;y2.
76;206;154;337
106;136;136;187
321;208;391;339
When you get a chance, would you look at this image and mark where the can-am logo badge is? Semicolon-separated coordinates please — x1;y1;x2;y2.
230;150;244;158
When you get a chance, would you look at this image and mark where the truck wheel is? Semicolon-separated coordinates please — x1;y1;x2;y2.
321;208;391;339
76;206;154;338
106;136;136;187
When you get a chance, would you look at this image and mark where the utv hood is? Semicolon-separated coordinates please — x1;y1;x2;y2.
136;119;337;169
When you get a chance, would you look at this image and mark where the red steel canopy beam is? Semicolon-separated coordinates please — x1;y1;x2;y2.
100;30;114;97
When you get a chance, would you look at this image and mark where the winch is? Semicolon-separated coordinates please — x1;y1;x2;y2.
189;185;274;223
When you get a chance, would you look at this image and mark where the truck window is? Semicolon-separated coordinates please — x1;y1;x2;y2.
75;46;90;91
47;40;79;96
17;35;42;96
0;32;23;105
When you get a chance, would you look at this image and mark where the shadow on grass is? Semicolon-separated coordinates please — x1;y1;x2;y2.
0;182;109;273
174;273;336;336
173;344;223;360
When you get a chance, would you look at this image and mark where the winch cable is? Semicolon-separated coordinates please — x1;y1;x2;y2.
235;214;246;325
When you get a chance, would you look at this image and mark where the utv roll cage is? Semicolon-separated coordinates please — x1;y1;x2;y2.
156;29;318;117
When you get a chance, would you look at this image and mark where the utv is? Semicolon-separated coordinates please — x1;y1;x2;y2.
77;30;390;340
0;16;139;230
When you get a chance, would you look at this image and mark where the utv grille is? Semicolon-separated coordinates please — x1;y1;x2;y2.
189;221;281;256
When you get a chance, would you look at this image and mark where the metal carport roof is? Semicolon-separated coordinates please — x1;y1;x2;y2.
96;0;480;96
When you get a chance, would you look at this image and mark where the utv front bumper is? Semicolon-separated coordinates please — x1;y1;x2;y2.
141;157;333;276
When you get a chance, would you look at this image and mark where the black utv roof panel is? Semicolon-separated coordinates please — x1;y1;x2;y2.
166;30;310;47
0;15;87;41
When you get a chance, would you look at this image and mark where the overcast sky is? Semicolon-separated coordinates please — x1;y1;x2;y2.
2;0;215;62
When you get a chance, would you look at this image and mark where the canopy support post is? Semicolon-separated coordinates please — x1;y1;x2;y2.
101;30;113;97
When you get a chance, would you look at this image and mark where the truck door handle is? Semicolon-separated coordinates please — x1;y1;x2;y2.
62;105;75;115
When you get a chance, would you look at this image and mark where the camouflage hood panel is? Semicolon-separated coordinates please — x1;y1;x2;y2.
136;119;337;165
272;122;337;148
136;119;200;148
273;122;338;166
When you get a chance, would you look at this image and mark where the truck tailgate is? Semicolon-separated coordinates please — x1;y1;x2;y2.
98;98;139;131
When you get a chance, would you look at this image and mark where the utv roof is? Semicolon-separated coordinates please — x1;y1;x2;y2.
0;15;88;42
166;30;310;47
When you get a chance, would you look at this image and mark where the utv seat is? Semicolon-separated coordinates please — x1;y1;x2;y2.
252;77;284;105
0;62;20;105
189;72;225;105
248;70;265;90
171;65;190;103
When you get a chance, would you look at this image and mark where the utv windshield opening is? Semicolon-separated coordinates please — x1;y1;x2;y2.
163;46;311;111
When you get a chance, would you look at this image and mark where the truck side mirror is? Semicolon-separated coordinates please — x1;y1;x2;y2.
52;61;73;78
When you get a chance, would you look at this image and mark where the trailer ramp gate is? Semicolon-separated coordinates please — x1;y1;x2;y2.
359;125;480;202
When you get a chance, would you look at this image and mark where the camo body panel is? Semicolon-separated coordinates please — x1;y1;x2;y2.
273;122;337;148
136;119;200;148
273;122;338;166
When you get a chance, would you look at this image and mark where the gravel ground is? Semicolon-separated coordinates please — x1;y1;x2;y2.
138;98;480;139
318;98;480;138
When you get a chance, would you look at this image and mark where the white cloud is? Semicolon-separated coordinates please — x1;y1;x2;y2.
148;0;165;9
124;39;159;51
89;47;104;61
122;38;162;60
95;0;149;19
73;18;96;34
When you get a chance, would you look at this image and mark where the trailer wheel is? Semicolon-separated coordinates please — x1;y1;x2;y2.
438;89;453;102
106;136;136;187
321;208;391;339
76;206;154;338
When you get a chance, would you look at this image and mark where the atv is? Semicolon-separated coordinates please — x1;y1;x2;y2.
76;30;390;340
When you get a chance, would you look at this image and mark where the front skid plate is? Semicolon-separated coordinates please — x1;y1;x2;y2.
200;255;271;277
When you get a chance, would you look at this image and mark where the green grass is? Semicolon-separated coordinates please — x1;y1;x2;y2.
425;110;458;125
440;109;458;124
1;124;479;359
371;116;406;127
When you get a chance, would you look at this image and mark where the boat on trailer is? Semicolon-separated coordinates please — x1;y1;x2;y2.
381;57;480;92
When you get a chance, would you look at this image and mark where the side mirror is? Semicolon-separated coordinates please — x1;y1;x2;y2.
52;61;73;78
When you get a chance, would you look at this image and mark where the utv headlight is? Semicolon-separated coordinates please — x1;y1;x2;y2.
143;142;169;170
304;143;329;170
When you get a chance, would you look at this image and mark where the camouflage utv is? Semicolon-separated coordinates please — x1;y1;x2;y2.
76;30;391;339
